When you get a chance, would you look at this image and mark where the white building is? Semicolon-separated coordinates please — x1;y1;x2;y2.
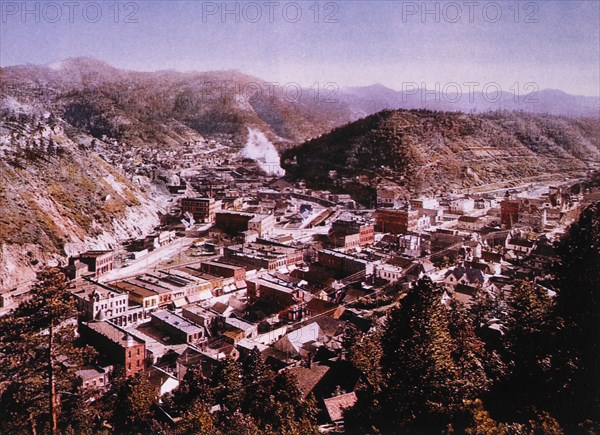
72;285;129;323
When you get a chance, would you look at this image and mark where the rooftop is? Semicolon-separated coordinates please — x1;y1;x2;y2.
84;321;143;348
151;310;204;335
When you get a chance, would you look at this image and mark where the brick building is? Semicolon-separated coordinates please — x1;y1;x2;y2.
224;242;304;271
500;200;520;229
67;250;114;279
181;197;216;223
215;211;254;234
330;219;374;247
79;321;146;377
375;209;419;234
318;249;373;277
200;261;246;281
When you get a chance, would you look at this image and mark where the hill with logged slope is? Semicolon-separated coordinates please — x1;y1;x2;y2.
282;109;600;195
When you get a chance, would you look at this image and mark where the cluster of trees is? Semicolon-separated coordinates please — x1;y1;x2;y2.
343;202;600;434
0;269;95;434
163;348;318;435
0;269;318;435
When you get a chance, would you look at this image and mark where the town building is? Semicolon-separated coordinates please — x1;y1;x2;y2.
181;197;216;223
67;250;114;279
248;214;275;237
330;219;375;247
79;321;146;377
501;198;521;229
72;284;129;323
375;209;420;234
224;242;304;271
150;310;205;344
215;211;254;234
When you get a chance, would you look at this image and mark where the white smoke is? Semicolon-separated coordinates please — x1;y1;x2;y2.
238;128;286;176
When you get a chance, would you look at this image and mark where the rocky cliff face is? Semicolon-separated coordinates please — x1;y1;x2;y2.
0;108;167;290
282;109;600;196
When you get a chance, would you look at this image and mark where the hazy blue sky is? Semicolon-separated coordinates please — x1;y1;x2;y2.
1;0;599;95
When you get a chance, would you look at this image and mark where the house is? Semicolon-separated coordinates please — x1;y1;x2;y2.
376;187;402;208
323;392;358;424
457;215;486;232
286;365;331;398
443;265;486;291
147;366;179;398
505;237;536;256
273;322;323;358
225;317;258;339
449;197;475;213
375;263;404;282
76;365;112;390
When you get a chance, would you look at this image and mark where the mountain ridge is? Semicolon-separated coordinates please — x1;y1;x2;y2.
282;109;600;197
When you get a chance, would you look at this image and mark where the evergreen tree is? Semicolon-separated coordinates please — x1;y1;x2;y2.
342;325;384;392
272;370;319;434
107;370;158;433
176;400;221;435
498;281;555;418
240;347;277;428
0;268;91;435
211;358;244;413
347;277;489;433
167;365;213;417
553;202;600;427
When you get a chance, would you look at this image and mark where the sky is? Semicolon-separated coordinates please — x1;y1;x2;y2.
1;0;599;96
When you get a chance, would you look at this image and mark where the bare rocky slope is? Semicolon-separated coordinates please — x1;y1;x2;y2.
282;109;600;196
0;112;166;290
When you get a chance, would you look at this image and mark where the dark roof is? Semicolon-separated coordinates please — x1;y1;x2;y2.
306;299;341;317
314;315;346;337
508;238;535;248
211;302;229;315
455;283;479;296
286;365;331;398
482;251;503;263
323;392;358;422
531;243;557;258
458;216;481;223
445;266;485;284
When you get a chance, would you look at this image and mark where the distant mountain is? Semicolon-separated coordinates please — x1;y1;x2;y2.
1;57;354;150
1;58;597;153
338;85;600;119
282;109;600;195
